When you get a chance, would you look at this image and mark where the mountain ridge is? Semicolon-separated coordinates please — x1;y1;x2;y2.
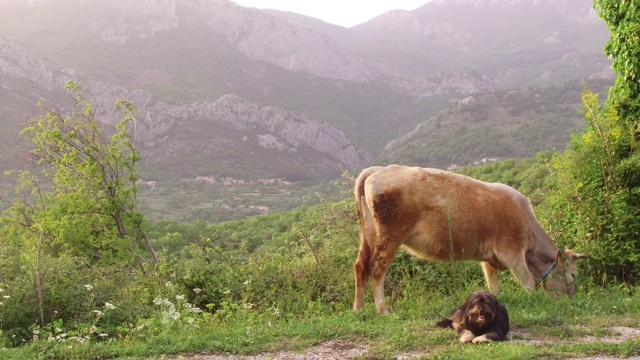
0;0;613;222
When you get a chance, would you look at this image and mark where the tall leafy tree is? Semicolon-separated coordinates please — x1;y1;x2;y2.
594;0;640;122
17;81;158;266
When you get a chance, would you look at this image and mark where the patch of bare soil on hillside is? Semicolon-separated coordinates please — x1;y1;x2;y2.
510;325;640;346
162;326;640;360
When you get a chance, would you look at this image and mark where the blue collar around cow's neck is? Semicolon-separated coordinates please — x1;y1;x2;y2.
536;259;558;286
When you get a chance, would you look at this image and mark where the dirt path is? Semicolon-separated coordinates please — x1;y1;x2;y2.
160;326;640;360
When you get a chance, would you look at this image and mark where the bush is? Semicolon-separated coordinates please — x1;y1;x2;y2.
544;89;640;284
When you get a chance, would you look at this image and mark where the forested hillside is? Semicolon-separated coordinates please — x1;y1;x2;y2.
377;79;612;169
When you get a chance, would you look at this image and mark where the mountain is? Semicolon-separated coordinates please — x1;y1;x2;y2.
377;78;612;169
0;37;370;181
345;0;610;87
0;0;614;220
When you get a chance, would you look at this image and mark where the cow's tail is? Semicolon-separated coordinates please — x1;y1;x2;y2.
353;167;378;284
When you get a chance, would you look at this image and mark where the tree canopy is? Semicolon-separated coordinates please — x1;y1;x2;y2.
4;81;158;272
594;0;640;121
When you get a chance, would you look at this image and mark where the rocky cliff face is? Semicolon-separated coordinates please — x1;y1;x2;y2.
152;94;371;169
102;0;490;96
0;38;369;172
0;38;76;91
0;0;498;98
352;0;609;89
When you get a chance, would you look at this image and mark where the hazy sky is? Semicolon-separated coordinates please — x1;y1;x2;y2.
231;0;432;28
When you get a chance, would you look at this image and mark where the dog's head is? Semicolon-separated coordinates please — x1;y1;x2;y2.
463;291;499;329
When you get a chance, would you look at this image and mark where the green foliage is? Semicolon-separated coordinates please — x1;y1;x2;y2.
545;88;640;283
457;151;554;205
16;80;157;265
541;0;640;285
3;278;640;359
595;0;640;121
0;82;161;342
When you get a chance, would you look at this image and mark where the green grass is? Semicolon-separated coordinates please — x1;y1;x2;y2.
3;283;639;359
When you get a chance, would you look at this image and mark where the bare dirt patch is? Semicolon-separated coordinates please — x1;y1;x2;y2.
162;327;640;360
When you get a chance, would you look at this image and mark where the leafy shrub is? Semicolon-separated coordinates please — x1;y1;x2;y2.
544;89;640;284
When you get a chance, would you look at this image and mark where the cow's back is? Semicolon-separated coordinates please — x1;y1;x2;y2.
361;165;536;263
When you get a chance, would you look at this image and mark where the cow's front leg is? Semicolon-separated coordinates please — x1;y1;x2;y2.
370;276;388;315
503;252;536;291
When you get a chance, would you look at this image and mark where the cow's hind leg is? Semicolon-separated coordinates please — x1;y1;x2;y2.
481;262;501;294
353;239;371;311
369;237;401;315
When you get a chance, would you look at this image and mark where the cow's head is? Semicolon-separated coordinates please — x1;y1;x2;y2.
542;249;587;296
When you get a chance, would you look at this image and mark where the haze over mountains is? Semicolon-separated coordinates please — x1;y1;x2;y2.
0;0;612;187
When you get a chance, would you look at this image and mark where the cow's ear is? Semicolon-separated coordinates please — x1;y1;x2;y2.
564;249;587;260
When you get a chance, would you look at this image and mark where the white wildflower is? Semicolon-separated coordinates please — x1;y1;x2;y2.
243;280;251;286
183;303;203;313
193;288;202;294
104;302;116;310
243;303;254;309
83;284;94;291
175;295;185;301
162;307;180;323
153;297;173;308
3;295;9;299
92;310;104;316
98;333;108;338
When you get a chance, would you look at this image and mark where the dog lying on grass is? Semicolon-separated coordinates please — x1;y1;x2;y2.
436;291;509;344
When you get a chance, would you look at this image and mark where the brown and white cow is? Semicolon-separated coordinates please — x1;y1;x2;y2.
353;165;586;315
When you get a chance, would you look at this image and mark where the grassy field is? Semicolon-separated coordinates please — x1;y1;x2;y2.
3;280;639;359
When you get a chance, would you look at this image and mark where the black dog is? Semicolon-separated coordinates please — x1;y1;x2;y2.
436;291;509;344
